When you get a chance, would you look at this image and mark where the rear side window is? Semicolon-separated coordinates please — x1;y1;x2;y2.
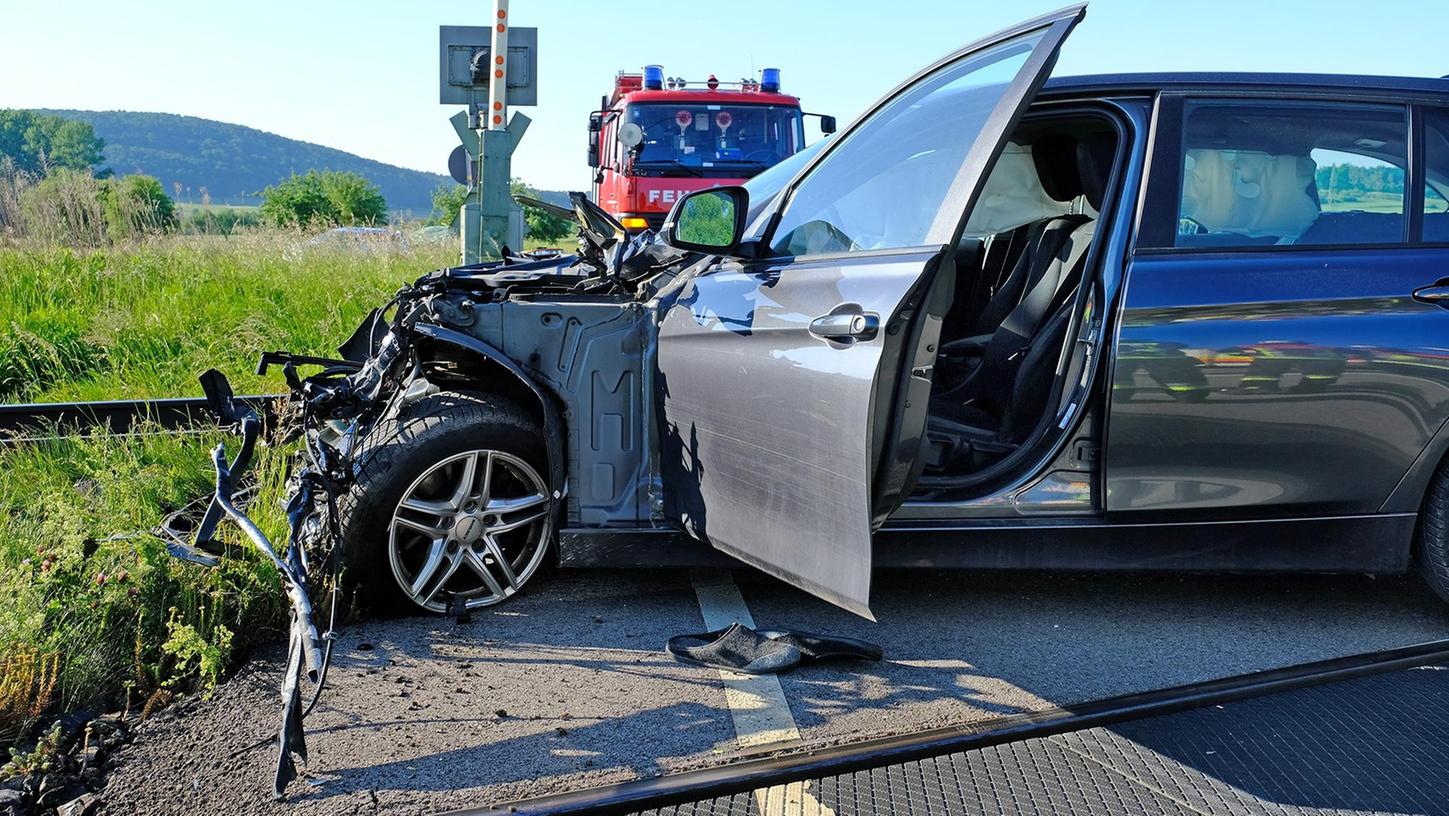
1425;109;1449;242
1171;100;1409;249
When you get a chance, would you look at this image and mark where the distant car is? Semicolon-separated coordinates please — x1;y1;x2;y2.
411;225;454;246
285;226;409;259
244;4;1449;618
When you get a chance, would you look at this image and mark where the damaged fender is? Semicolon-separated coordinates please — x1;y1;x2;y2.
409;321;568;510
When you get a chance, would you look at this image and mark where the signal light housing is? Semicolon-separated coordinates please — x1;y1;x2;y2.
643;64;664;90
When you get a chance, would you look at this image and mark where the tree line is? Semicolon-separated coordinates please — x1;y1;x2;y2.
0;110;106;175
1316;162;1404;196
1;112;181;243
2;110;392;241
4;109;575;245
428;181;575;243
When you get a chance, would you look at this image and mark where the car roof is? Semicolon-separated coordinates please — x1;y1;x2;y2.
1042;72;1449;98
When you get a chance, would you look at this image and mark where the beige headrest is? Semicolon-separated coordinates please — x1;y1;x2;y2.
964;142;1072;236
1182;149;1318;238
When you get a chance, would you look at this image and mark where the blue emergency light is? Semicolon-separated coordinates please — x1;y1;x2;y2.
760;67;781;93
643;65;665;90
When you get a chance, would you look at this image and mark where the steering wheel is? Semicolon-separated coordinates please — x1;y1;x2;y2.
1178;216;1208;235
779;219;856;255
745;149;781;164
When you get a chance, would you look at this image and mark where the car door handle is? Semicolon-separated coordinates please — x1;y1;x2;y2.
809;311;880;342
1412;283;1449;305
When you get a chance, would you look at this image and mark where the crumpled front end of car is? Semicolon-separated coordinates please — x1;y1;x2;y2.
175;212;691;798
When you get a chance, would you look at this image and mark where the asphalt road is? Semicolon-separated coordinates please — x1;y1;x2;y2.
100;568;1449;815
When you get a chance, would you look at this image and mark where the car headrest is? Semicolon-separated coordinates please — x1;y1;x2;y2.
1031;134;1083;202
1182;149;1318;238
1075;133;1116;211
964;142;1072;236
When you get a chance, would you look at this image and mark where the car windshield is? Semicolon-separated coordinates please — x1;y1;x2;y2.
629;103;804;170
742;137;828;227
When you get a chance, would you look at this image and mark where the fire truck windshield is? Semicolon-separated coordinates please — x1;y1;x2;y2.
626;103;804;173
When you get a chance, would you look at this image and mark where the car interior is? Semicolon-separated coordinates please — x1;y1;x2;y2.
915;114;1119;491
1175;103;1449;246
908;103;1449;498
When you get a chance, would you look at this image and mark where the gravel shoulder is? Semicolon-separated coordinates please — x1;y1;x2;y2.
101;571;734;816
100;568;1449;814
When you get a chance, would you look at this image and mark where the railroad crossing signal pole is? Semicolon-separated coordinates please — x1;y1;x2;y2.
439;4;537;263
449;107;529;263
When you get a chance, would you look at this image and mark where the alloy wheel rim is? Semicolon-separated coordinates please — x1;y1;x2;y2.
388;449;551;612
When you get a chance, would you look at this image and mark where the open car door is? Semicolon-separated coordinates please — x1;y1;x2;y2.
655;5;1086;618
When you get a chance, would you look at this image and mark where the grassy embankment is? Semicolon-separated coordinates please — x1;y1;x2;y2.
0;234;455;744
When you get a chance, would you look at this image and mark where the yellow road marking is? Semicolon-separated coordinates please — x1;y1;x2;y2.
689;570;836;815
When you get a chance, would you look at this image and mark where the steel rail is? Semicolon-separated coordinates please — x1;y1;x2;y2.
0;394;283;441
444;636;1449;816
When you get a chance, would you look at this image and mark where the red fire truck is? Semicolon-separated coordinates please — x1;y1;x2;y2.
588;65;833;232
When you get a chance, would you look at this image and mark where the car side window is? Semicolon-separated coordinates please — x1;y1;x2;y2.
1424;109;1449;242
1312;148;1404;217
767;29;1048;257
1429;187;1449;214
1172;100;1408;249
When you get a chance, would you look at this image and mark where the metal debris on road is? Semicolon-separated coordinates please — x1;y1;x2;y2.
164;370;342;801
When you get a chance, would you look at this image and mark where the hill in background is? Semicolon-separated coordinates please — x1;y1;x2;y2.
40;110;531;215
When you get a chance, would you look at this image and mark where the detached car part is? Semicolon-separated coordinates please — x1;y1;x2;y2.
166;370;336;800
164;198;682;797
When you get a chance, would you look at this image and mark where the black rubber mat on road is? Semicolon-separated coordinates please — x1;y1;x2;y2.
634;664;1449;816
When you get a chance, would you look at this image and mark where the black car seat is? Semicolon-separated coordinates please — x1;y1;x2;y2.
1295;211;1403;245
925;132;1115;473
943;223;1033;343
930;135;1091;399
930;134;1090;403
971;134;1093;337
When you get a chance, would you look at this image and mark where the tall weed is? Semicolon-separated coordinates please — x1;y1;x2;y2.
0;231;450;742
0;234;451;402
0;428;294;741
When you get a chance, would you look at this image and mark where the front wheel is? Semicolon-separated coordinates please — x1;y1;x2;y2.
336;391;554;613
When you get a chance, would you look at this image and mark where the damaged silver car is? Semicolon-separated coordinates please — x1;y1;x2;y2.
207;3;1449;629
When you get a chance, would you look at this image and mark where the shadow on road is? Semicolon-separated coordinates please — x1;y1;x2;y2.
101;568;1449;814
743;569;1449;741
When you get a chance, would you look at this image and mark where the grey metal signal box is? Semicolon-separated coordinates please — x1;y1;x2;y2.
438;25;538;108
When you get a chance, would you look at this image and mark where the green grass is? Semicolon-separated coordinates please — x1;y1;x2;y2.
0;233;454;403
0;232;455;742
173;203;258;217
174;202;260;226
0;427;293;741
1320;191;1405;214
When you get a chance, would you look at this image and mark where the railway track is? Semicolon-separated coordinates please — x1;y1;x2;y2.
0;394;283;442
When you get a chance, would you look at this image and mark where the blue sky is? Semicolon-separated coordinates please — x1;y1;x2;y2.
1;0;1445;192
